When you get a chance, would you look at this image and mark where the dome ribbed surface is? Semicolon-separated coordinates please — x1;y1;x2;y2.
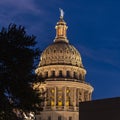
39;41;83;67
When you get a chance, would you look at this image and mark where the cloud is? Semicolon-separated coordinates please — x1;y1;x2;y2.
0;0;42;13
0;0;62;28
0;0;45;24
0;0;48;35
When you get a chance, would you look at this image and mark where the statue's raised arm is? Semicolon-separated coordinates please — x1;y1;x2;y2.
59;8;64;19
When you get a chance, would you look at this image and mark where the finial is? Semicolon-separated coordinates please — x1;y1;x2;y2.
54;8;68;43
59;8;64;19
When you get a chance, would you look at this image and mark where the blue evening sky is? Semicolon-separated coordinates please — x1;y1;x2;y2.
0;0;120;100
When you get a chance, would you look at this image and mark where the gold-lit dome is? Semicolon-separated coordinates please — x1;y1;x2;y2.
39;42;83;67
39;13;83;68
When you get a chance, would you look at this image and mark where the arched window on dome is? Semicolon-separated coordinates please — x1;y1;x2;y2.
59;70;62;77
44;71;48;78
38;73;42;80
54;50;56;53
60;50;62;53
66;71;70;78
73;71;78;79
51;70;55;77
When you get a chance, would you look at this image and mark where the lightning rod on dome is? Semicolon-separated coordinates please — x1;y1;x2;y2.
59;8;64;19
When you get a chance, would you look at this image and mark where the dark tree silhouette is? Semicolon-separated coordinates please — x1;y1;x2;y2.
0;24;43;119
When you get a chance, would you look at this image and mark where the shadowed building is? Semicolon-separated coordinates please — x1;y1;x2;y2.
34;10;93;120
79;97;120;120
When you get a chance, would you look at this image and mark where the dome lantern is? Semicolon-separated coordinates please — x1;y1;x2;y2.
54;9;69;43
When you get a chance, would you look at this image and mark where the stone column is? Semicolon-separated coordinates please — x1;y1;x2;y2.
74;88;77;111
64;87;67;110
54;87;57;110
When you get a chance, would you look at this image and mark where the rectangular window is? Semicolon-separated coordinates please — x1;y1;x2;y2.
48;116;51;120
69;116;72;120
58;116;62;120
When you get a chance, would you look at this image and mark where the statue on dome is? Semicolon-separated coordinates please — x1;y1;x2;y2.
59;8;64;19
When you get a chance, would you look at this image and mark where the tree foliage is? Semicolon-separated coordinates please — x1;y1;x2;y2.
0;24;42;119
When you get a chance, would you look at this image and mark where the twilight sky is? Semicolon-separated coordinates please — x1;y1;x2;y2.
0;0;120;100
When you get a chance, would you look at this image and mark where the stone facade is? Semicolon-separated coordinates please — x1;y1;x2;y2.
34;12;93;120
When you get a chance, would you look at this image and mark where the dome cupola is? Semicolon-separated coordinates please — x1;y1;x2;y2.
54;8;68;43
39;9;83;68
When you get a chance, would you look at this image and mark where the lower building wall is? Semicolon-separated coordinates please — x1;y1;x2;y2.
36;111;79;120
79;97;120;120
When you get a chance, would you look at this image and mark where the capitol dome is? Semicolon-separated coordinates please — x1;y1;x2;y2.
39;41;83;67
39;18;83;68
